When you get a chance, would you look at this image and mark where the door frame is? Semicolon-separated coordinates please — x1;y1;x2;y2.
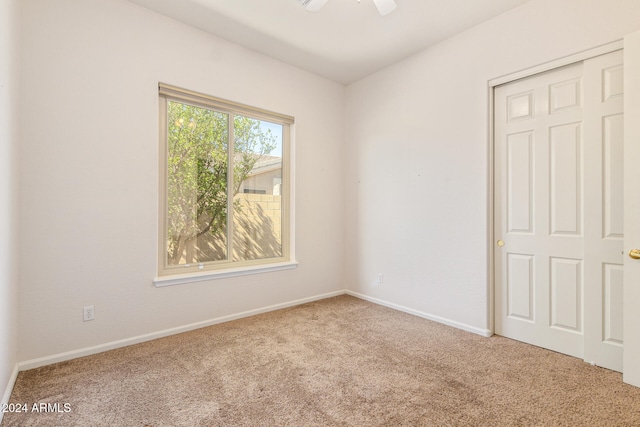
622;30;640;387
487;40;623;342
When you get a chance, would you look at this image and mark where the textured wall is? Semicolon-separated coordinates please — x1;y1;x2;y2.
18;0;345;362
0;0;20;407
344;0;640;332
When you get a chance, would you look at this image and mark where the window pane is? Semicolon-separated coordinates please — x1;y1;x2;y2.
166;100;229;266
233;116;283;262
159;85;292;277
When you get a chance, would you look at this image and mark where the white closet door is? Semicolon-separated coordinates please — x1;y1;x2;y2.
495;50;624;372
583;50;624;372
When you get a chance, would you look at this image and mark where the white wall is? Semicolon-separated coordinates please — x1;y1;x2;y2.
344;0;640;332
17;0;640;367
18;0;345;362
0;0;20;406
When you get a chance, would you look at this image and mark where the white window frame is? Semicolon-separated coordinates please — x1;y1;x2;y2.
154;83;296;287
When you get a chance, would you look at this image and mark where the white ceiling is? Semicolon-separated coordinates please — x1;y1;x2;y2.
129;0;531;84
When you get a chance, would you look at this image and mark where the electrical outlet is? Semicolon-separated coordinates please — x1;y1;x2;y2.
378;273;383;284
83;305;95;322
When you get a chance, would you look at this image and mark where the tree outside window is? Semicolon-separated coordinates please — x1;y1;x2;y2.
159;87;291;276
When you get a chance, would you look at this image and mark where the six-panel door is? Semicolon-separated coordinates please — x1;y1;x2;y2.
495;51;624;372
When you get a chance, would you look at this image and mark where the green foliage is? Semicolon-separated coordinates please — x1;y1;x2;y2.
166;101;277;265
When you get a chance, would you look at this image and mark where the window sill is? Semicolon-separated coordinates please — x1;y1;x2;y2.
153;261;299;288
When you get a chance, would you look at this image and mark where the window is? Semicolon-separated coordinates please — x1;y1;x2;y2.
157;84;293;281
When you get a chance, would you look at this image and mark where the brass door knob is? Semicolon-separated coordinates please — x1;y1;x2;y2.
629;249;640;259
497;240;505;247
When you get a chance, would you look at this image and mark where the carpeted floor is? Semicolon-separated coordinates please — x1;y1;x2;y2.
3;295;640;426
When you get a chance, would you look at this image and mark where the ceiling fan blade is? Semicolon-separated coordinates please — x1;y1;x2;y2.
298;0;329;12
372;0;397;16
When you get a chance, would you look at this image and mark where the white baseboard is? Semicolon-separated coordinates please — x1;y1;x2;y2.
346;290;492;337
1;363;20;424
17;289;490;373
18;290;346;371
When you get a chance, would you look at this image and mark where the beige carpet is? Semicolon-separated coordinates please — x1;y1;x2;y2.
3;295;640;426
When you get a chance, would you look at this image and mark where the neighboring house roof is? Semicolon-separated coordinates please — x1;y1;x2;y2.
247;155;282;177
